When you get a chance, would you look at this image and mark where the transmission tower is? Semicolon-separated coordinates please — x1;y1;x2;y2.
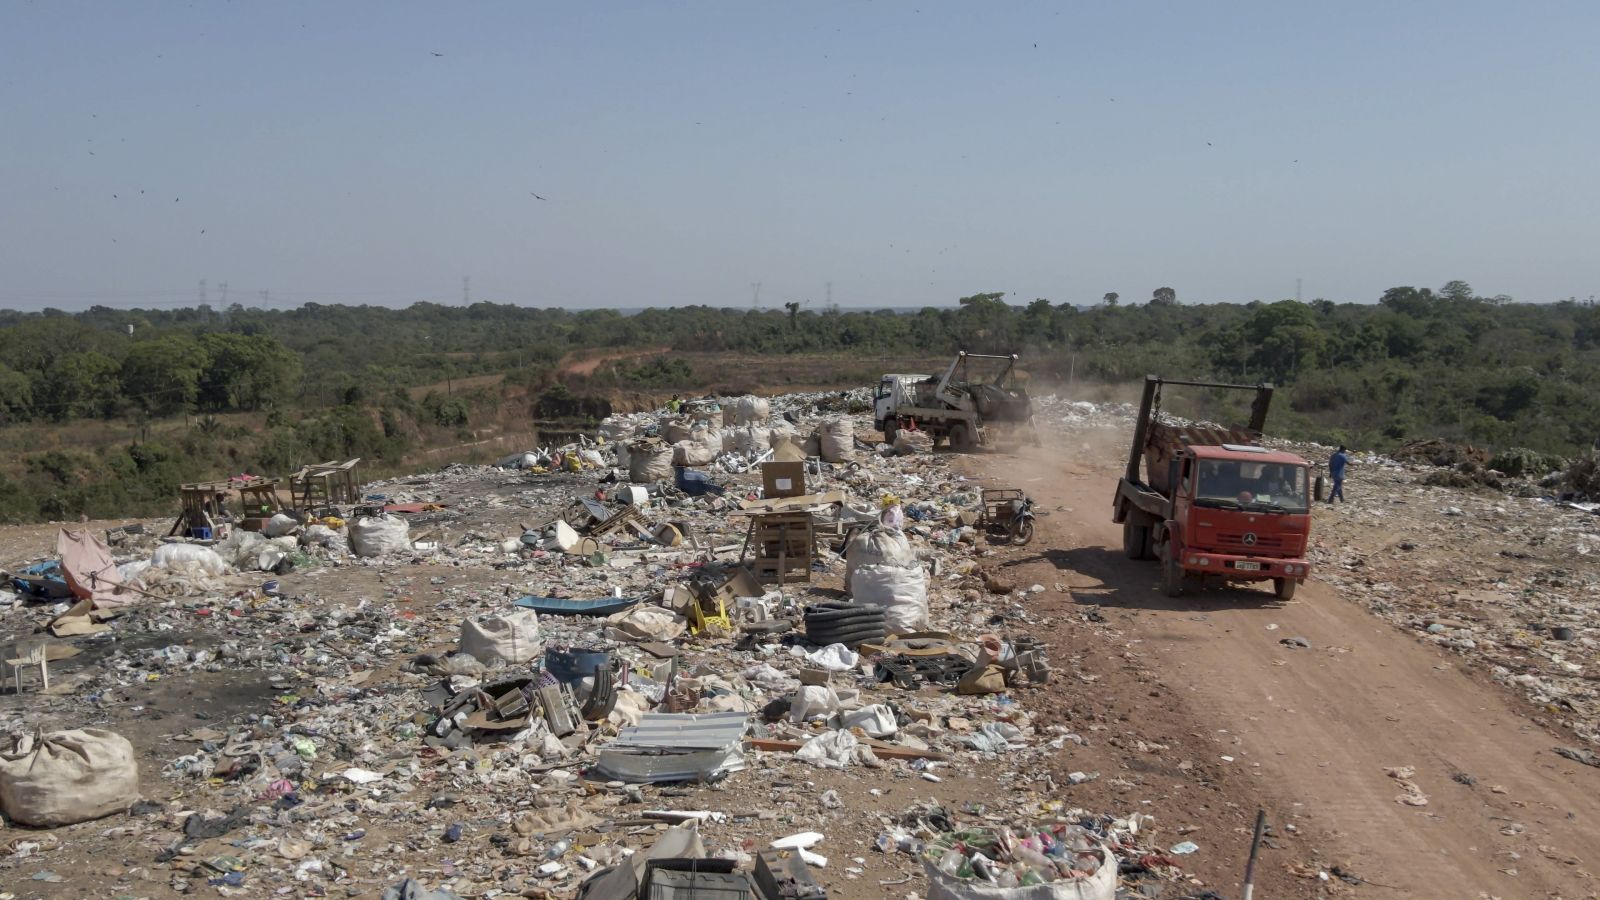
199;279;207;304
219;282;228;305
463;276;471;305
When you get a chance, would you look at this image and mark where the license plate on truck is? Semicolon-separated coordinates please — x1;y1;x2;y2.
1233;561;1261;572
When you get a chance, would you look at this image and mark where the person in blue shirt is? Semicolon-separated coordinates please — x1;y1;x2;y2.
1327;446;1349;502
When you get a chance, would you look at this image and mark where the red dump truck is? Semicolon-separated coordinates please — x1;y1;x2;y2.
1112;376;1312;599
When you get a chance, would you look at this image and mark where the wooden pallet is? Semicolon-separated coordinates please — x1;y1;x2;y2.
741;512;814;584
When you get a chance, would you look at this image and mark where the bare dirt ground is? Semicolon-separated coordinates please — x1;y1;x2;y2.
556;347;675;378
965;436;1600;899
4;404;1598;900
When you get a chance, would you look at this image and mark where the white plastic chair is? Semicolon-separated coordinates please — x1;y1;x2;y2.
7;639;49;693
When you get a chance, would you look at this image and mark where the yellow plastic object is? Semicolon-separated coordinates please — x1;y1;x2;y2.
688;595;732;635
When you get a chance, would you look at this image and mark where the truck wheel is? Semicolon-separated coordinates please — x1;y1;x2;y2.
1161;549;1186;597
949;423;974;452
1122;523;1149;560
1273;577;1297;600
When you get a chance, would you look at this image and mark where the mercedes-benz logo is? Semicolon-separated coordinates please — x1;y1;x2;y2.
1242;532;1258;546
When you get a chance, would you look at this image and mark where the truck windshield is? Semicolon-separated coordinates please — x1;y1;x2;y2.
1194;459;1309;513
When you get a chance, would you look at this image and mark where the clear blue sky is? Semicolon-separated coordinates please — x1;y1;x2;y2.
2;1;1597;311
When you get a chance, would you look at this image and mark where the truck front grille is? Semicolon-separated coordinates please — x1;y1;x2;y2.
1216;532;1285;550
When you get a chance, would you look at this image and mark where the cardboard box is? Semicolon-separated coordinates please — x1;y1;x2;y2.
761;460;807;498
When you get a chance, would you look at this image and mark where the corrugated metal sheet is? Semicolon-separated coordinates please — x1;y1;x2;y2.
594;712;751;783
607;712;750;750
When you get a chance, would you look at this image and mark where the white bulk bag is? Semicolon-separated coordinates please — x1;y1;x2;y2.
734;395;771;425
850;563;930;633
845;526;915;583
767;420;799;448
0;729;141;827
460;609;543;666
628;441;675;483
695;426;724;456
818;417;856;462
735;425;772;455
672;441;718;467
263;513;300;538
349;514;412;557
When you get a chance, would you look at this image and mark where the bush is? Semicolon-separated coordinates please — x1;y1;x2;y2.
1562;456;1600;499
1487;447;1564;478
421;392;470;427
621;356;693;387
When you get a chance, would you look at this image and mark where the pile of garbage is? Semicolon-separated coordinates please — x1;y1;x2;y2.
1305;452;1600;748
0;389;1216;899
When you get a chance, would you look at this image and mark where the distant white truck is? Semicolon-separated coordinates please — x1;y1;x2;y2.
872;351;1033;451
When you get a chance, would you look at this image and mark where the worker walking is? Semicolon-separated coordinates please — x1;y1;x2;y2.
1328;445;1349;503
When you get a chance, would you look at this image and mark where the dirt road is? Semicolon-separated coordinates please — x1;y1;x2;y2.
974;439;1600;899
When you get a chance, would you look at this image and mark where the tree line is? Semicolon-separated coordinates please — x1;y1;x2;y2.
0;282;1595;523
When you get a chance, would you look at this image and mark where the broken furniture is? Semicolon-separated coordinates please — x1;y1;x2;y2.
682;566;761;634
170;476;284;538
170;481;233;538
289;458;363;509
566;497;648;540
235;477;285;518
6;638;49;693
739;512;815;585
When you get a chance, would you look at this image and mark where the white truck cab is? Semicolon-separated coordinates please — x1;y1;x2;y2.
873;374;931;432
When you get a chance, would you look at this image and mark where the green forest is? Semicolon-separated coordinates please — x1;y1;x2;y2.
0;280;1596;522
